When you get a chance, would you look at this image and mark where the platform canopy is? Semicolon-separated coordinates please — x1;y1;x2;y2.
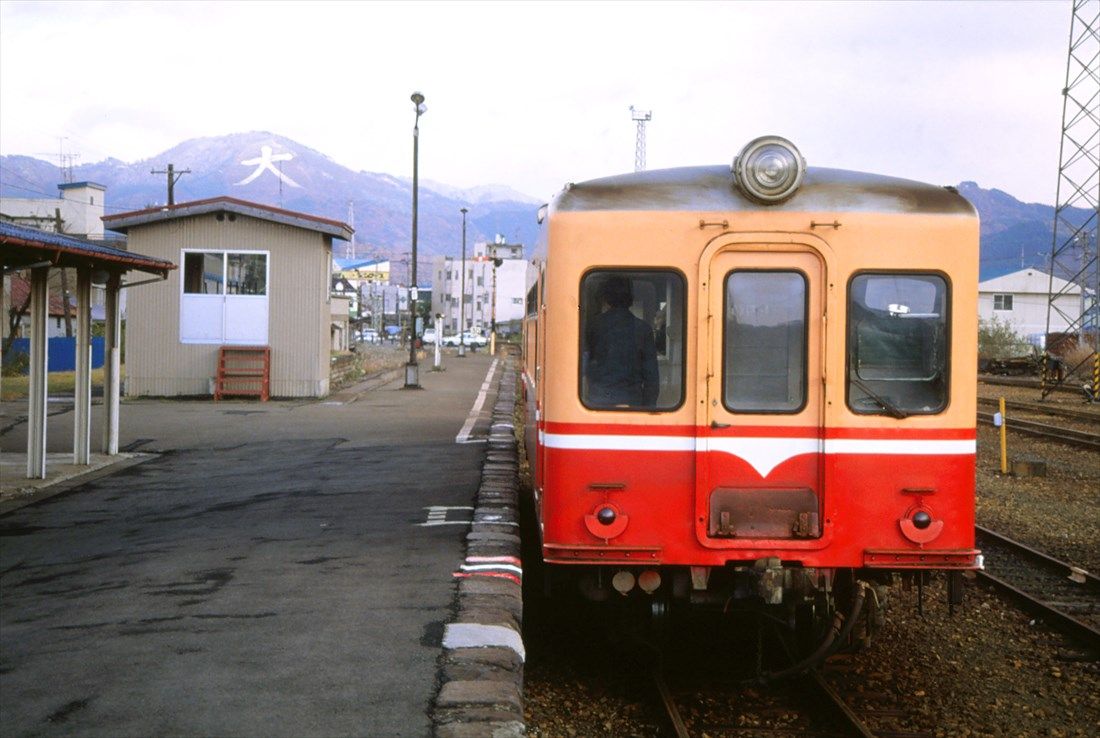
1;221;176;479
1;220;173;276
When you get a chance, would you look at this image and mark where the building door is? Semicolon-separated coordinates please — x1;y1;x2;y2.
180;250;269;345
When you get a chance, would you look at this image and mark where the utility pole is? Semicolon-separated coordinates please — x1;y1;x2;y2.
630;106;652;172
150;163;191;206
490;245;499;355
459;207;468;357
347;200;356;259
55;208;74;338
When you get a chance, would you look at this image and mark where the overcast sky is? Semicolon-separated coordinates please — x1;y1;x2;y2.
0;0;1075;205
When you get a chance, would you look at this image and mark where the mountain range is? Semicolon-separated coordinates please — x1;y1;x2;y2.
0;131;1090;282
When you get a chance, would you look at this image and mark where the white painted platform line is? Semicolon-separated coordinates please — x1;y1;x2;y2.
455;358;499;444
417;505;474;527
442;622;526;661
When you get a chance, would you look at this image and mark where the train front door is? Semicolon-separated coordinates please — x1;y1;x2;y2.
695;246;827;548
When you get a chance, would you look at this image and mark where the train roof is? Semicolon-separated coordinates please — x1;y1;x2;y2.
551;166;977;217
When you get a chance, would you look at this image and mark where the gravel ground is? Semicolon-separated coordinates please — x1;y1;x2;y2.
976;382;1099;573
523;383;1100;737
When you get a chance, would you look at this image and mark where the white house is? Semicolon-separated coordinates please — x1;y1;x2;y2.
978;268;1082;344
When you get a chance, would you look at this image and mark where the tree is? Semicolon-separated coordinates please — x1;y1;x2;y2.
978;316;1031;359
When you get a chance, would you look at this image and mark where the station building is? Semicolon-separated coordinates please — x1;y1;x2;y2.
103;197;353;398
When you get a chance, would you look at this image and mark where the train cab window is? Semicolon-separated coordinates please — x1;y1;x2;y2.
847;273;949;416
580;270;685;411
723;271;807;413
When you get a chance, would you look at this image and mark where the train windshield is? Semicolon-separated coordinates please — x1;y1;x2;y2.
580;270;685;411
847;273;949;415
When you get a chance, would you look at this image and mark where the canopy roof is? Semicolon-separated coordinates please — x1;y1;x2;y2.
0;221;175;276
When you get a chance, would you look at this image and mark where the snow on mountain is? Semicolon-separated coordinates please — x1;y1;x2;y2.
0;131;542;263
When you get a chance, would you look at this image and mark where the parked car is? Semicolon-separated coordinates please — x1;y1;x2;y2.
359;328;380;343
441;331;487;348
422;328;437;344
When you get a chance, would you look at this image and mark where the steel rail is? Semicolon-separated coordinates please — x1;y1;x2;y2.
652;668;691;738
976;570;1100;652
976;525;1100;591
803;669;877;738
770;627;878;738
978;376;1085;395
977;396;1100;424
976;411;1100;450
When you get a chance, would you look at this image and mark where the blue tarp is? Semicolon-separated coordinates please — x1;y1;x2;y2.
4;337;106;373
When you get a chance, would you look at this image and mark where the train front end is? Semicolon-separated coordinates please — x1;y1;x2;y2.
526;137;981;644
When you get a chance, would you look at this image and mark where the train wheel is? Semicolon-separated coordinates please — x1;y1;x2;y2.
648;594;671;638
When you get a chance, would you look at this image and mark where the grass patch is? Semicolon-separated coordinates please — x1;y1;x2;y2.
1;366;122;401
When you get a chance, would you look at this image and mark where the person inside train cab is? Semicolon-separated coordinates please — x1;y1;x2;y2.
585;275;660;408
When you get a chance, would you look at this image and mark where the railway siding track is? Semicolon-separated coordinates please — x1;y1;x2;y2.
979;375;1094;397
977;396;1100;425
976;411;1100;451
975;525;1100;653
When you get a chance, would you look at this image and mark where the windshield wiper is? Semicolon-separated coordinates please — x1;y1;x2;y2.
850;377;908;419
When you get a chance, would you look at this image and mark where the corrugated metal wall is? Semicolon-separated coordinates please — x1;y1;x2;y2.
124;213;332;398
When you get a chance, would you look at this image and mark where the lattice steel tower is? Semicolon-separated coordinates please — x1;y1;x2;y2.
630;106;652;172
1043;0;1099;399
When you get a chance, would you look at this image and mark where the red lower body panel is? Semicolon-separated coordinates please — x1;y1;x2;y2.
537;424;977;569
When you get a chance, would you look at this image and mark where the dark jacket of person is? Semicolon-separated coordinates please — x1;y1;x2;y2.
585;307;660;407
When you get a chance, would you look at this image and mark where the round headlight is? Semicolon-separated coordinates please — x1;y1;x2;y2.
732;135;806;204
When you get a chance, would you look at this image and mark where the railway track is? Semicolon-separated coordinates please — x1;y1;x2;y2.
977;396;1100;425
975;525;1100;653
976;410;1100;450
647;626;931;738
978;375;1091;396
652;666;885;738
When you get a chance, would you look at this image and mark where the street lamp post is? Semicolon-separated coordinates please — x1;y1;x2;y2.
489;245;499;355
458;207;468;358
405;91;427;389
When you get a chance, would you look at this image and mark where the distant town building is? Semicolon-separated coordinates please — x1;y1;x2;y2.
4;274;77;339
0;182;108;239
359;282;412;335
431;238;526;337
334;257;390;284
1;182;115;337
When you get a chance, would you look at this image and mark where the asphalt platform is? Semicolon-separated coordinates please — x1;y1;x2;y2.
0;350;519;737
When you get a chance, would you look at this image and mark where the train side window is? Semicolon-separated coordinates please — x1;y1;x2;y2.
526;284;538;317
723;271;807;413
847;273;949;416
579;270;685;411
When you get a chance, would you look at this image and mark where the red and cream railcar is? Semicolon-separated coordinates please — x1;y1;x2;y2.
522;137;981;633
